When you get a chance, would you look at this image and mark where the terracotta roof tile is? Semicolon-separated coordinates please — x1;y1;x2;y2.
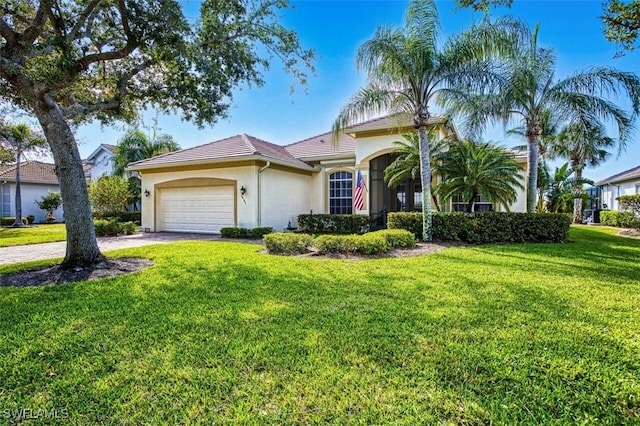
284;131;355;160
0;161;59;184
128;134;313;170
345;114;447;134
595;164;640;186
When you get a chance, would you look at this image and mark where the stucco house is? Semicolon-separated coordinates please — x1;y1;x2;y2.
595;164;640;210
128;116;528;234
0;161;64;223
84;143;117;180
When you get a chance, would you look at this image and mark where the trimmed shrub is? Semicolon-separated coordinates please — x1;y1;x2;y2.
297;213;369;234
617;194;640;217
220;227;249;238
1;217;28;226
249;227;274;238
314;233;389;255
371;229;416;249
263;233;313;254
94;219;137;237
388;211;572;244
112;211;142;225
600;210;639;228
221;227;274;239
26;215;35;224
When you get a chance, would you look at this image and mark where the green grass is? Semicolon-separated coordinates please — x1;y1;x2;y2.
0;224;66;247
0;226;638;424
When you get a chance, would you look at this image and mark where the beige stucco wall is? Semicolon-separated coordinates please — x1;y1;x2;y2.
139;165;258;232
139;164;314;232
259;167;311;231
307;159;358;217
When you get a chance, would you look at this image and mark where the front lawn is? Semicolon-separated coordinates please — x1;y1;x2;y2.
0;226;638;424
0;224;66;247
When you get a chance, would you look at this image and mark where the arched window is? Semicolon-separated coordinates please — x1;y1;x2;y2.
329;171;353;214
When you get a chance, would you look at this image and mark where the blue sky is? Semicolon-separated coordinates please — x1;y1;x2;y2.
75;0;640;182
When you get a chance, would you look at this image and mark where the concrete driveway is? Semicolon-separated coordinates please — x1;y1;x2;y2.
0;232;233;265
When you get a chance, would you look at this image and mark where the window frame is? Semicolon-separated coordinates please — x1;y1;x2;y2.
328;170;354;215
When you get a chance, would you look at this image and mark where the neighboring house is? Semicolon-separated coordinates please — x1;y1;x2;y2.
128;116;528;234
0;161;63;223
84;144;117;180
595;164;640;211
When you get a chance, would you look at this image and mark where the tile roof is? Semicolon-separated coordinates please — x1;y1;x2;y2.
284;131;355;160
103;144;117;153
595;164;640;186
128;134;313;170
345;114;448;134
0;161;59;184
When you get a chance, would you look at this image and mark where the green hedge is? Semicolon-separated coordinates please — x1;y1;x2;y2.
314;233;389;255
1;217;28;226
97;211;142;225
263;233;313;254
388;212;573;244
220;227;274;238
600;210;639;228
297;214;369;234
370;229;416;249
94;219;137;237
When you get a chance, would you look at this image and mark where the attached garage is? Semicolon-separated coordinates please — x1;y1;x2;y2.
157;184;235;233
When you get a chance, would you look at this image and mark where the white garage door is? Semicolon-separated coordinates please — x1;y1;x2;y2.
158;186;234;233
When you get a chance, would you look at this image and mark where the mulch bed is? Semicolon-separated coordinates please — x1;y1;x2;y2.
0;258;153;288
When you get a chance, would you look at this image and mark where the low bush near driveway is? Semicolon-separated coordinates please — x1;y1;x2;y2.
93;218;137;237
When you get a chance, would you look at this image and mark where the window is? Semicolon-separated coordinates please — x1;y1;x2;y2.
636;184;640;195
329;171;353;214
451;194;493;212
2;185;10;216
413;183;423;211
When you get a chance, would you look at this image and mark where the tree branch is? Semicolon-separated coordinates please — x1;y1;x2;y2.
22;3;48;45
62;59;153;118
0;19;19;48
70;0;101;40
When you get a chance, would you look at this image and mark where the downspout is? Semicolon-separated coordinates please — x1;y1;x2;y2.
257;161;271;227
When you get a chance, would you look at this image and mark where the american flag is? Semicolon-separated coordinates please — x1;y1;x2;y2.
354;170;365;211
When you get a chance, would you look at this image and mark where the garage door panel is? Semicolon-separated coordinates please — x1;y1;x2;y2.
158;186;234;233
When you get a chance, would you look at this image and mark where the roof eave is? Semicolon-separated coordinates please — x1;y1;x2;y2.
127;154;315;172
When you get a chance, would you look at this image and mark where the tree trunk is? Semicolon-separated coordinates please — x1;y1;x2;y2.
573;167;584;224
12;154;25;227
33;98;105;269
526;132;540;213
418;125;433;242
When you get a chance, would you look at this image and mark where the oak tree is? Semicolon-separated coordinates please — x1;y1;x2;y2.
1;0;313;268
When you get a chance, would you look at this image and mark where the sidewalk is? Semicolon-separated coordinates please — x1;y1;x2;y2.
0;232;222;265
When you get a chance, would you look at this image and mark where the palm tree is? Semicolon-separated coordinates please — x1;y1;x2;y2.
435;140;524;212
0;122;48;227
544;162;594;214
383;131;446;211
444;23;640;213
551;122;614;223
333;0;514;241
112;129;180;177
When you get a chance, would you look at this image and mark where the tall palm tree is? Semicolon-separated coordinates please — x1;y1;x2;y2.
383;131;446;211
551;122;614;223
0;122;47;227
113;129;180;177
332;0;514;241
435;140;524;212
444;23;640;213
